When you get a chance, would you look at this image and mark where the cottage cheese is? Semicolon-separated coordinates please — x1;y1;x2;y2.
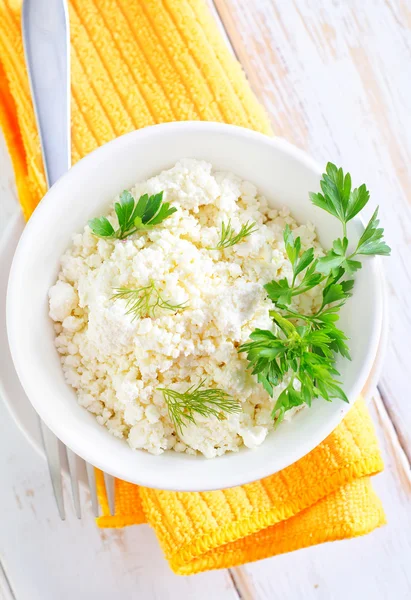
49;159;323;458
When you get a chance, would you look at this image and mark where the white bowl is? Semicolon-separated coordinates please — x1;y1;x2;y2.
7;122;383;491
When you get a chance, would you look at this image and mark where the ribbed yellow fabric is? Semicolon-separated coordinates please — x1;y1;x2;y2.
0;0;385;575
95;401;385;573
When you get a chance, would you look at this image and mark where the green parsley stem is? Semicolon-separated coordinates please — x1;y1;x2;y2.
246;163;389;425
270;308;312;322
290;279;327;297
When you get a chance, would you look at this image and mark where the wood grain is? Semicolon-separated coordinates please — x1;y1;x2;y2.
0;559;16;600
0;389;240;600
2;0;411;598
229;392;411;600
212;0;411;598
214;0;411;462
0;134;18;237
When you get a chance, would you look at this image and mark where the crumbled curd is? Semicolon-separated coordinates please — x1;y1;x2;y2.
49;160;322;457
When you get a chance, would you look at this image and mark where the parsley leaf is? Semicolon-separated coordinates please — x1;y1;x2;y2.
311;163;391;256
115;191;135;236
294;262;323;294
264;227;322;306
264;279;292;305
346;183;370;221
88;217;115;238
283;224;317;281
239;312;349;426
242;162;390;424
316;208;390;275
309;162;369;226
89;190;176;239
283;224;301;267
316;237;362;275
355;208;391;256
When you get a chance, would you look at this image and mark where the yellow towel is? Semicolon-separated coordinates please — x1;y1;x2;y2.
0;0;385;575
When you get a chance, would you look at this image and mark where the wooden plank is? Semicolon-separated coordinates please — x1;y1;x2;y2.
0;394;240;600
2;1;411;597
228;392;411;600
212;0;411;598
214;0;411;461
0;130;18;236
0;560;16;600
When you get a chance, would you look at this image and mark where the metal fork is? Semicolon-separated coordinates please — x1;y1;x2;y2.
22;0;115;520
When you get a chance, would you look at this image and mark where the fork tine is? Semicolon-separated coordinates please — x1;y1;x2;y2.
65;447;81;519
85;462;99;517
39;419;65;520
103;472;116;516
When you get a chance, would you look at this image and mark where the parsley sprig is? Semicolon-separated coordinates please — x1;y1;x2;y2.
316;207;390;276
264;224;323;305
212;219;257;249
89;190;176;240
112;282;187;320
240;163;390;425
158;381;241;434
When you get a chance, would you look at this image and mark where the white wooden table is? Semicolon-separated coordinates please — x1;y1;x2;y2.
1;1;411;598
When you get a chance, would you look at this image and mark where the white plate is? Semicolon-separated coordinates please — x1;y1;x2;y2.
5;123;387;490
0;213;42;455
1;201;387;487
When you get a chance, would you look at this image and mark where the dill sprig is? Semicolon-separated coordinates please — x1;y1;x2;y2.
112;281;187;320
158;380;241;434
213;219;257;249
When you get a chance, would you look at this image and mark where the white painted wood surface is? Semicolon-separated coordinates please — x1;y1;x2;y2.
1;1;411;598
215;0;411;457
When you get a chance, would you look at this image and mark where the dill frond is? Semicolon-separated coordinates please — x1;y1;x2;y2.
158;380;241;433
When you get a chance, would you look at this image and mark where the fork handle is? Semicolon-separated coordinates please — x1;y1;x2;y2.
22;0;71;520
22;0;71;187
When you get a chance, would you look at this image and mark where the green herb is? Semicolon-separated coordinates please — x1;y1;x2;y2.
239;314;348;423
264;224;323;305
310;163;390;275
240;163;390;425
212;219;257;249
89;190;176;240
309;164;369;235
315;207;390;276
111;282;187;320
158;380;241;433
